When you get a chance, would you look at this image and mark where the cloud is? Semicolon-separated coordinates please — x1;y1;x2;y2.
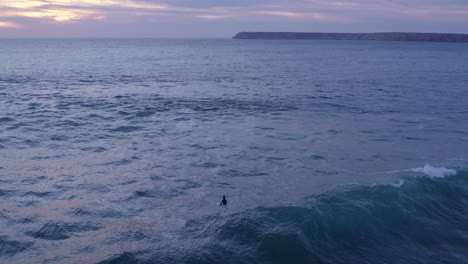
1;0;467;37
4;9;101;22
2;0;468;23
256;11;304;17
0;0;168;23
195;15;227;19
0;21;22;28
255;10;343;21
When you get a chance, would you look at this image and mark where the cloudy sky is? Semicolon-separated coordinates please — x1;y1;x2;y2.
1;0;467;37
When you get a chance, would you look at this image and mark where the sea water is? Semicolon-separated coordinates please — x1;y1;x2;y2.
0;39;467;263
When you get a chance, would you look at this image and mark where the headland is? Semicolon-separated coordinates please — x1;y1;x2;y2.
233;32;468;43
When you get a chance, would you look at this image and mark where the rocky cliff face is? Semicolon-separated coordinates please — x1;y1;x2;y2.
233;32;468;43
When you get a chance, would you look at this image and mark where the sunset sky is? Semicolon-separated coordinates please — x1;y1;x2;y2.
1;0;467;37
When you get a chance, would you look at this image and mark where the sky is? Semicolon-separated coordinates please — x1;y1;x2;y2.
0;0;467;38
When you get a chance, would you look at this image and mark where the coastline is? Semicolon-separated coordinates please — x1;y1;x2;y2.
233;32;468;43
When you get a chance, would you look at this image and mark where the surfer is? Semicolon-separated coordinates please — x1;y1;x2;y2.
220;195;227;206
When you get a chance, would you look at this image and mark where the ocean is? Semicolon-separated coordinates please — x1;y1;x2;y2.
0;39;467;263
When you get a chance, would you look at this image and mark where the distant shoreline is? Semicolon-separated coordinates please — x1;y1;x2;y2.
233;32;468;43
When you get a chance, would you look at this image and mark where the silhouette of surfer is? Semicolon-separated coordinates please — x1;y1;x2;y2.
220;195;227;206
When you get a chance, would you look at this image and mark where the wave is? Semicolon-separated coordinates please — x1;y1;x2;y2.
98;167;468;264
411;164;458;178
212;168;468;263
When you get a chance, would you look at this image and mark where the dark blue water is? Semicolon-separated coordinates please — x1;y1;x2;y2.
0;39;467;263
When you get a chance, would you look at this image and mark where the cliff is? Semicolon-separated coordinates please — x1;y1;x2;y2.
232;32;468;43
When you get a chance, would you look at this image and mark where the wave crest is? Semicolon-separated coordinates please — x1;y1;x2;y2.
411;164;457;178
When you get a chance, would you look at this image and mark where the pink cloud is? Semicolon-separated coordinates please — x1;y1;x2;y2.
0;21;22;28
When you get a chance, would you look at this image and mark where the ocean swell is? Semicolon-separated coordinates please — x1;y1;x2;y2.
96;168;468;264
172;168;468;264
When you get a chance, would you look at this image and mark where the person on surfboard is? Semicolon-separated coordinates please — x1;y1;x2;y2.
220;195;227;206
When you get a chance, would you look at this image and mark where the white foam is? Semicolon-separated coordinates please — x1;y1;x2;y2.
391;179;405;187
411;164;457;178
